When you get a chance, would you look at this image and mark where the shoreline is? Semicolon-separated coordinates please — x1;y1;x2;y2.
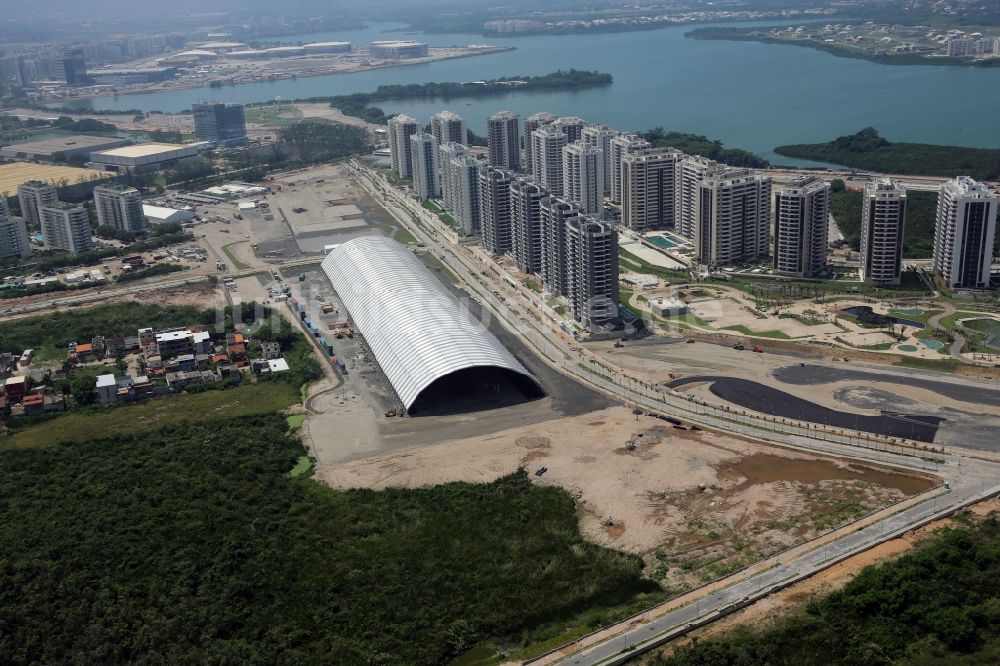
37;46;517;108
687;28;1000;68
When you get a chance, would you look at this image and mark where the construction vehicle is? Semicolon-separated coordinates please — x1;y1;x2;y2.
298;273;305;282
752;346;764;353
733;343;745;351
385;409;397;417
686;338;696;343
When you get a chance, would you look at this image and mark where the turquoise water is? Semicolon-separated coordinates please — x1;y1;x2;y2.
921;339;945;351
66;21;1000;164
897;344;919;352
649;237;676;249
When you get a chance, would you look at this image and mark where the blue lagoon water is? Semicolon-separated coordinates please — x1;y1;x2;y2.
68;22;1000;164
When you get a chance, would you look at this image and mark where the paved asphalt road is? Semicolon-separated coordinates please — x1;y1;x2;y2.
667;375;943;442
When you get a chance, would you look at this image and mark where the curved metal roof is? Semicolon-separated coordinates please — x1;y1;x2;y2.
321;237;536;410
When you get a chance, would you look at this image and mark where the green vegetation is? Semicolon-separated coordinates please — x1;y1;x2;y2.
619;247;690;282
719;325;793;339
93;224;137;243
221;241;252;270
275;119;369;163
115;263;185;283
656;515;1000;666
391;225;417;245
288;455;314;478
285;413;307;431
51;115;117;134
642;127;768;168
895;356;962;373
830;186;940;258
306;70;613;125
0;383;299;450
0;302;210;360
0;416;654;664
776;128;1000;180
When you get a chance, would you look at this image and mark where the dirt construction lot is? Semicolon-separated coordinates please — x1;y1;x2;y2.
318;406;935;590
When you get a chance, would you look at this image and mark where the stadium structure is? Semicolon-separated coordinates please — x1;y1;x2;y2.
321;237;542;415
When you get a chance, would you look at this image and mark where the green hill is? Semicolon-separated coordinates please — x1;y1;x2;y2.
776;128;1000;180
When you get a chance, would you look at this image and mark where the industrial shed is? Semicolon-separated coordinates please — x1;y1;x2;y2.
321;237;541;414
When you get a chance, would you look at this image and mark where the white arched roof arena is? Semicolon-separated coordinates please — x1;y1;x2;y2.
321;236;537;410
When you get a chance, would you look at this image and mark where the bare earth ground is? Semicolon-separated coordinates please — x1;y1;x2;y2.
317;405;934;591
642;497;1000;662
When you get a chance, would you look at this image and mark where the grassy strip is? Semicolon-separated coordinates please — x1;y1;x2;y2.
0;382;299;450
719;325;793;340
894;356;962;374
222;241;253;270
618;248;689;281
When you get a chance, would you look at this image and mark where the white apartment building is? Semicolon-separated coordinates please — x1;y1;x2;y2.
773;175;830;278
447;156;482;236
621;148;683;232
510;178;545;274
932;176;997;289
565;216;619;330
388;114;419;178
550;116;586;143
409;133;439;201
0;199;31;258
581;125;616;196
947;38;975;56
479;167;514;255
487;111;520;171
677;155;727;240
695;168;771;266
437;142;468;210
609;133;651;204
562;141;605;219
860;178;907;286
530;127;568;196
93;184;147;233
16;180;56;230
539;197;581;297
523;112;555;174
41;201;93;255
431;110;467;146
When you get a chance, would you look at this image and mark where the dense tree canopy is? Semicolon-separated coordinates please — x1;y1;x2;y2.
641;127;769;168
0;415;652;664
776;128;1000;180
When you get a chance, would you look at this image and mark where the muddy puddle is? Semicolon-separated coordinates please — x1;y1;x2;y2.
721;453;935;495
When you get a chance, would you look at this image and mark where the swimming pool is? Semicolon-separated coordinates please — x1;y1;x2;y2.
896;344;919;352
648;236;676;249
921;340;944;351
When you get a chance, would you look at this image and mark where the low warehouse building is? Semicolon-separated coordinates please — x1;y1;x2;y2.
321;236;542;414
142;204;195;225
0;135;131;162
649;296;689;317
89;143;203;173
